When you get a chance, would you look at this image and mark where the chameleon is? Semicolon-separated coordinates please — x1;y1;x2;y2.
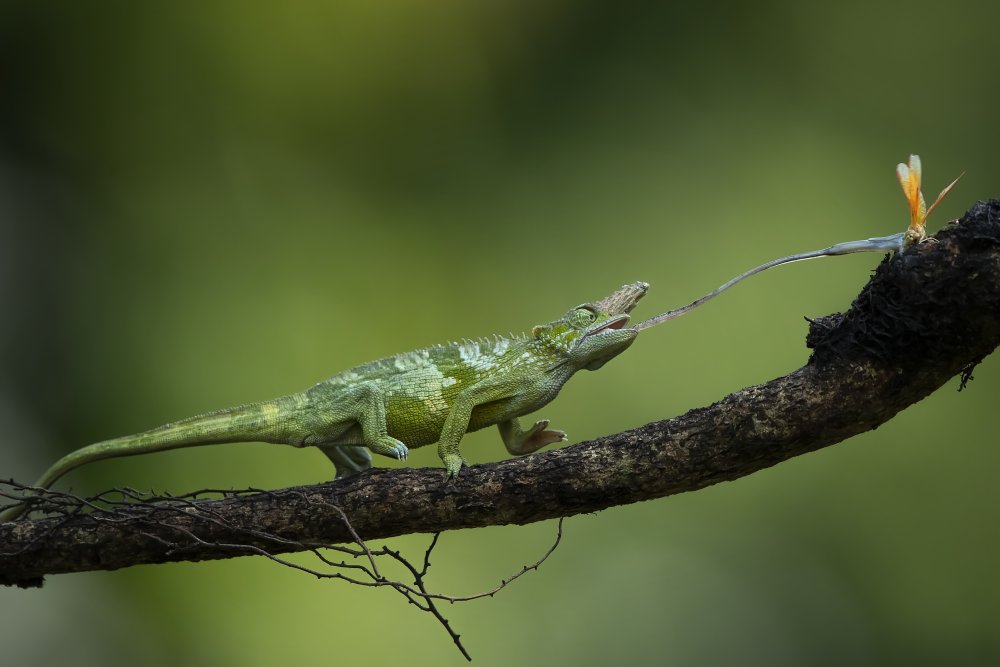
0;282;647;522
0;154;960;522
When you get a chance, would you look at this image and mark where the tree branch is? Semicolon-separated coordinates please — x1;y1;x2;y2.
3;200;999;588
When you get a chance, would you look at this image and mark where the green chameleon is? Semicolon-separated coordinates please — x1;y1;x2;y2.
1;282;648;521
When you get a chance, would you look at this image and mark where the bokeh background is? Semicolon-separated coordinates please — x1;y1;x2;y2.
2;1;998;665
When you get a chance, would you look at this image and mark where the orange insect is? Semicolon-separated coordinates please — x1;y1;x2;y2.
896;154;963;247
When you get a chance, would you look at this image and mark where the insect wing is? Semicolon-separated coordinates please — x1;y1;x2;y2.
897;156;929;226
925;172;964;219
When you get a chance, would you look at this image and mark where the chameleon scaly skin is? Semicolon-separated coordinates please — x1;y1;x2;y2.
1;282;647;521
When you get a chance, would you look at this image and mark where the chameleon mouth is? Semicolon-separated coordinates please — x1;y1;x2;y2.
585;314;630;338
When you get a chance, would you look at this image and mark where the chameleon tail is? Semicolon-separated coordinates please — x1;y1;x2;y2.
633;233;905;331
1;398;301;522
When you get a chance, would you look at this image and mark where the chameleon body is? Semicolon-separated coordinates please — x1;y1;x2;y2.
1;282;647;521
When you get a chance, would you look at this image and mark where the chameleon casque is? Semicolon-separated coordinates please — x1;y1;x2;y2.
0;154;960;522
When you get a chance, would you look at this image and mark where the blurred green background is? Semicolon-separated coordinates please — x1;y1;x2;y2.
2;1;998;665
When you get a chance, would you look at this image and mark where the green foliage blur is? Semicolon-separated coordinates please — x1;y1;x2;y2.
2;2;998;665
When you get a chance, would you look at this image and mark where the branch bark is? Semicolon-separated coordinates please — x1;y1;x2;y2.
3;200;999;588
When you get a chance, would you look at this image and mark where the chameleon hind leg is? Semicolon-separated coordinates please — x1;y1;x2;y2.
304;381;409;462
318;445;372;479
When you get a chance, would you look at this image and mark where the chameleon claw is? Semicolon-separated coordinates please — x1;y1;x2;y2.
526;420;567;449
375;439;409;461
528;419;550;434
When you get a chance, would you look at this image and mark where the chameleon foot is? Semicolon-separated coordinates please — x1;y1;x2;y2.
320;445;372;479
369;437;409;461
525;419;566;449
499;418;566;455
442;453;465;479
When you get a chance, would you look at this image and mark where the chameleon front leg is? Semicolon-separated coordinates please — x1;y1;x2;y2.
436;381;519;478
498;418;566;455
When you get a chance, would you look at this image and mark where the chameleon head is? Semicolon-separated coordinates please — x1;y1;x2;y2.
532;281;648;371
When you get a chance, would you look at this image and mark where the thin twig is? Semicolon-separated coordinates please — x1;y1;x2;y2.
2;480;564;659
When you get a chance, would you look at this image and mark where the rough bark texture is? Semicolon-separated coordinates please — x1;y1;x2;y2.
3;200;999;588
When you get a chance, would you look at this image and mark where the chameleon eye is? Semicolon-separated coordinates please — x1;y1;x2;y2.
571;308;596;327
